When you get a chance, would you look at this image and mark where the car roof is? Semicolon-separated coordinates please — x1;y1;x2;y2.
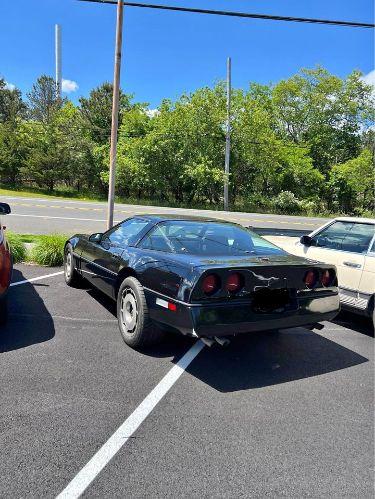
134;214;236;224
334;216;375;224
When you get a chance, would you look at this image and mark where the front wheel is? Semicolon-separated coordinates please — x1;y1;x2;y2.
117;276;164;348
64;244;83;287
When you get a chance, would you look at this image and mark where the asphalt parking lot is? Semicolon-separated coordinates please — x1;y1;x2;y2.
1;264;374;498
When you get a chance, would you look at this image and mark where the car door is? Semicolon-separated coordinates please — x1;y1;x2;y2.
358;234;375;312
299;221;375;307
81;218;150;297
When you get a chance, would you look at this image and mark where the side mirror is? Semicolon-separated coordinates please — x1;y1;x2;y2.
89;232;103;243
0;203;11;215
300;235;312;246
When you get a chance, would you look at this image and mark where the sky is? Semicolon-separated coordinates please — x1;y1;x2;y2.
1;0;374;108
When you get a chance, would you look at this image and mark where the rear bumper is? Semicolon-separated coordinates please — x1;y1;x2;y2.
146;290;340;338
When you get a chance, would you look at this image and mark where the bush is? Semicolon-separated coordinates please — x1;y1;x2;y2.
30;234;67;266
272;191;302;214
6;232;27;263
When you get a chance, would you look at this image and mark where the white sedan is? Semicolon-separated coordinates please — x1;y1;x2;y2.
272;217;375;329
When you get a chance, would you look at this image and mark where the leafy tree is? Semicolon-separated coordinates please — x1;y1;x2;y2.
0;78;27;123
0;122;28;184
79;82;132;144
328;149;375;214
271;67;374;173
27;75;63;123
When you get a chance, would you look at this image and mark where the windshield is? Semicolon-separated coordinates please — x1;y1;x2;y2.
139;221;286;256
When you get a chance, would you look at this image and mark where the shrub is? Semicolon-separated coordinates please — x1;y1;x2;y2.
273;191;302;214
6;232;27;263
30;234;67;266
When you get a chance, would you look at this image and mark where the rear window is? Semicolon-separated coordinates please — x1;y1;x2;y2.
139;221;286;256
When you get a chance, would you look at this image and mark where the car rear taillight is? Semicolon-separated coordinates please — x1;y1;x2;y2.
321;269;336;287
202;274;221;296
304;269;318;289
225;272;244;294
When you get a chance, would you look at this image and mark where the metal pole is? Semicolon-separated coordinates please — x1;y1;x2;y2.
224;57;231;211
107;0;124;229
55;24;62;99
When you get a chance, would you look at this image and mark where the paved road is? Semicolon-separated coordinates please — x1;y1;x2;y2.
1;265;373;498
1;195;329;235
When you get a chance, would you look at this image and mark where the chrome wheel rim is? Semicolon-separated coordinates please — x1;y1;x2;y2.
121;288;138;333
65;251;72;279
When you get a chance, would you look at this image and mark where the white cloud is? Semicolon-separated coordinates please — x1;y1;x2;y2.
362;69;375;90
145;108;159;118
62;78;79;93
4;81;15;91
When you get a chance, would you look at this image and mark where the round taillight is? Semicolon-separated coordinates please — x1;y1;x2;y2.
321;269;335;287
225;273;243;294
304;269;318;289
202;274;221;295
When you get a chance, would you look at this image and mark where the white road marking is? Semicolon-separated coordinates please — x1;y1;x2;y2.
10;271;64;287
56;340;206;499
8;213;109;223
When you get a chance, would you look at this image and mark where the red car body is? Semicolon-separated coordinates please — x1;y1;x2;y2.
0;203;12;322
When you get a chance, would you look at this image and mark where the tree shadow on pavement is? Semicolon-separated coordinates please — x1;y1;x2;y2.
0;269;55;352
184;328;369;393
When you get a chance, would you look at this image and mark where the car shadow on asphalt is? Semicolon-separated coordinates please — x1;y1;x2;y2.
333;311;373;337
0;269;55;353
84;286;370;392
183;329;369;393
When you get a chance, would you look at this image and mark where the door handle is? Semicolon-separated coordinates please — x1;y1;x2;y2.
343;261;361;269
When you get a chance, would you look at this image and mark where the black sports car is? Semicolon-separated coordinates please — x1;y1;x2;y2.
64;215;340;348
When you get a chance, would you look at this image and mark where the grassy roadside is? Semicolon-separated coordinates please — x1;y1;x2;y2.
7;232;67;266
0;185;338;218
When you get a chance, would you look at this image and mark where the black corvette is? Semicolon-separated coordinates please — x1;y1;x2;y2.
64;215;340;348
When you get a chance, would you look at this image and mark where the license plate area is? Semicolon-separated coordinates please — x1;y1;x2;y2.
252;288;292;314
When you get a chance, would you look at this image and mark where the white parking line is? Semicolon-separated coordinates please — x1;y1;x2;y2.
56;340;205;499
10;271;64;287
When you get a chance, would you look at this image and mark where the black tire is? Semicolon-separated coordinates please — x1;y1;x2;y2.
117;276;164;348
0;295;8;326
64;243;83;287
372;307;375;334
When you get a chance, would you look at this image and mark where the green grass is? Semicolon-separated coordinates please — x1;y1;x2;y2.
29;234;68;267
0;185;105;202
5;233;68;266
6;232;28;263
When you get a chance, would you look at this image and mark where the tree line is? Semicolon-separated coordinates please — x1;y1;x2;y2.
0;67;374;216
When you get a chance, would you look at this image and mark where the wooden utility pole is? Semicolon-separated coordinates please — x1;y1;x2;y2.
224;57;231;211
107;0;124;229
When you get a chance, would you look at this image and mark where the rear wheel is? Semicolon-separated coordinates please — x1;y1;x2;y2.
117;276;164;348
64;243;83;287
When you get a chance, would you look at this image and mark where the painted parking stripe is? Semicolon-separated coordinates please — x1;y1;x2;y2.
56;340;206;499
10;271;64;287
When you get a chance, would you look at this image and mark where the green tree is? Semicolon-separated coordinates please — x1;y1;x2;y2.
271;67;374;173
329;149;375;214
79;82;132;144
27;75;63;123
0;78;27;123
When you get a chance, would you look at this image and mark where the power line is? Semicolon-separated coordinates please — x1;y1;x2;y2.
78;0;375;28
